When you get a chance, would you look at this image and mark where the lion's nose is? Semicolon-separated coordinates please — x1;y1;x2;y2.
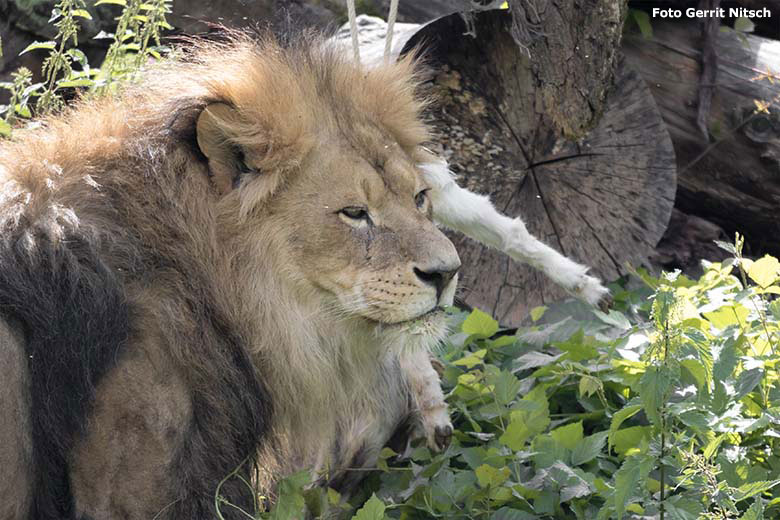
413;260;461;300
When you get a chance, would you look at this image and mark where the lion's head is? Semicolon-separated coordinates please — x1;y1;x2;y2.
188;35;460;338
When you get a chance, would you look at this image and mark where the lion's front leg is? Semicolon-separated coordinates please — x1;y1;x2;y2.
399;349;452;452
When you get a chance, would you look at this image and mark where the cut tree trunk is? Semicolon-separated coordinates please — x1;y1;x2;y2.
623;20;780;257
352;9;676;325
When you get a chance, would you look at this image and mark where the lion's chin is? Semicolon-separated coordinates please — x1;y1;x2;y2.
374;308;450;341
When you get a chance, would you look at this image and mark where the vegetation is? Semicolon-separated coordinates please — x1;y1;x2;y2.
0;0;172;136
251;236;780;519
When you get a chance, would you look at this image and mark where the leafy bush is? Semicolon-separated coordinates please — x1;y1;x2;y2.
0;0;172;136
256;237;779;519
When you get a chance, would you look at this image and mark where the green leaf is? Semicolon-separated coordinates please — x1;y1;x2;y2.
611;426;651;456
95;0;127;5
453;348;486;368
592;309;631;330
579;375;601;397
57;78;94;88
747;255;779;288
462;308;498;337
20;41;56;55
571;431;608;466
490;507;537;520
739;499;764;520
715;240;737;254
71;9;92;19
488;369;522;406
0;119;12;137
734;16;756;33
704;304;749;329
530;305;547;322
352;494;386;520
734;367;763;400
499;386;549;450
608;405;641;450
269;471;310;520
475;464;510;488
550;421;583;451
703;433;726;459
613;455;653;519
732;480;780;502
327;487;341;506
639;365;671;427
631;9;653;39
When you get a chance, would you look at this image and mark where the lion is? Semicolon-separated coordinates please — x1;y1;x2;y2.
0;29;610;519
0;32;462;519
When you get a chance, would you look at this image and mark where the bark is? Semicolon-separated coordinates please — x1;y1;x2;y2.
623;20;780;256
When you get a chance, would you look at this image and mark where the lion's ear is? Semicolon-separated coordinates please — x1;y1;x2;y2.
196;102;250;194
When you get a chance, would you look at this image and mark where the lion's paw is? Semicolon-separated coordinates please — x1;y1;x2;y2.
421;406;453;453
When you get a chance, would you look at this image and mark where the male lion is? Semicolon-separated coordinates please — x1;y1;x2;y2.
0;33;460;519
0;31;609;520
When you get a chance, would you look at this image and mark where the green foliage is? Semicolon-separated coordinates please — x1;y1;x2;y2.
261;236;780;519
0;0;172;134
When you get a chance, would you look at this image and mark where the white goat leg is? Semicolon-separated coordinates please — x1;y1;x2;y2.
420;159;610;306
399;349;452;452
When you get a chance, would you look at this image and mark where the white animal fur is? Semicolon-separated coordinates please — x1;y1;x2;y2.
420;158;610;305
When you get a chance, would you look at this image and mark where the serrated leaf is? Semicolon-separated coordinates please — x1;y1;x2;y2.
530;305;547;322
739;499;764;520
488;369;522;405
593;309;631;330
714;240;737;254
550;421;583;451
512;351;564;371
613;455;653;519
269;471;310;520
734;367;763;400
639;365;671;427
579;375;601;397
475;464;510;488
352;494;386;520
499;386;549;450
571;431;608;466
20;41;56;55
747;255;779;288
462;308;498;337
732;480;780;502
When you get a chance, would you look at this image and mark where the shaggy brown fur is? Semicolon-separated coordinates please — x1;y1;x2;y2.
0;32;459;519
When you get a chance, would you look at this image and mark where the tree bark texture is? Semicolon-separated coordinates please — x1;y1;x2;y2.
623;20;780;256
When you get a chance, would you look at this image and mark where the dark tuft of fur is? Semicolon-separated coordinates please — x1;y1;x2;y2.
0;208;131;519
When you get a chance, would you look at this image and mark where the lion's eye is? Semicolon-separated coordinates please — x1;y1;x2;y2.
415;189;429;209
339;207;369;221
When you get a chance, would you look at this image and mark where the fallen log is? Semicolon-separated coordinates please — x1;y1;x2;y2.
623;19;780;257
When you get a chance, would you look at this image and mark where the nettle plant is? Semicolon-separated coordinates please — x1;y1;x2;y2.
0;0;172;136
254;236;779;519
